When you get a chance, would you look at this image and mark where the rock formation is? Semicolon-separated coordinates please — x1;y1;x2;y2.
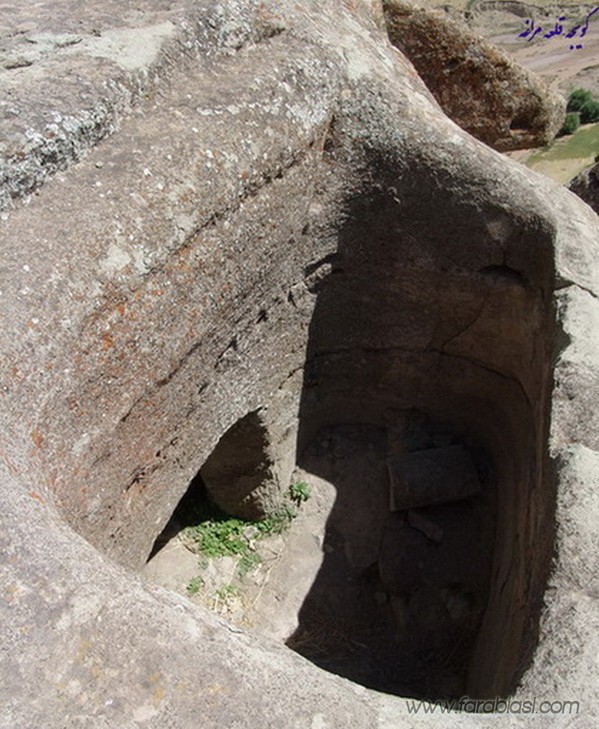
1;0;598;726
383;0;566;151
569;161;599;213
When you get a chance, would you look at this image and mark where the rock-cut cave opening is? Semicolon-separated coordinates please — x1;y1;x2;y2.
147;411;497;702
146;186;555;705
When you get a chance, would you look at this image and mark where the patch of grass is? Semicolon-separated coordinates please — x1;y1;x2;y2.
216;584;238;601
237;550;262;578
289;481;311;505
558;111;581;137
183;504;297;557
255;502;297;536
528;121;599;163
185;514;251;559
182;491;304;559
182;483;311;595
186;575;204;596
580;100;599;124
567;88;593;113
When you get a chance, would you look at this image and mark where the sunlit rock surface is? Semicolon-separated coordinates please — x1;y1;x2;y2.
0;0;598;726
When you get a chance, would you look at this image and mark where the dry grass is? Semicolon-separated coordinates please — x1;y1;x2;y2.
286;612;388;663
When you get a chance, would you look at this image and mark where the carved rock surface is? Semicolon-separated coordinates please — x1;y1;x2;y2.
388;444;480;510
1;0;599;726
383;0;566;151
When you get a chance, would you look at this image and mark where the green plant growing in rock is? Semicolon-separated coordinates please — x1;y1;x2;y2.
564;89;599;126
237;550;262;578
186;575;204;596
257;503;298;533
289;480;311;505
185;514;249;559
181;489;309;593
215;584;238;601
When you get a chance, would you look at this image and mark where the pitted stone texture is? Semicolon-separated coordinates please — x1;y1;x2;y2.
0;0;599;725
552;286;599;452
0;0;291;211
516;446;599;718
383;0;566;151
200;407;297;520
4;463;575;729
0;466;381;729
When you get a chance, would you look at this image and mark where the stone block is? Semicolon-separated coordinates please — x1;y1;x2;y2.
388;445;480;511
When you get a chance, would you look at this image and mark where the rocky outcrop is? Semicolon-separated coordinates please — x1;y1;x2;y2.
1;0;599;726
383;0;566;151
569;162;599;213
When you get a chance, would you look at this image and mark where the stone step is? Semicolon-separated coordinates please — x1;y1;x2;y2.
388;444;480;511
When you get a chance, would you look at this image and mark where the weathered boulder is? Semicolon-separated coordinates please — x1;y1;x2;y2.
1;0;599;726
383;0;566;151
569;162;599;213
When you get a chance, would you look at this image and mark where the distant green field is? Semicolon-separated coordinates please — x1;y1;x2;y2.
529;122;599;163
516;122;599;184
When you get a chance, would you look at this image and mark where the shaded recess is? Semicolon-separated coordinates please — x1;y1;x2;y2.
287;421;495;700
147;470;209;561
285;170;555;701
200;409;275;520
148;408;284;558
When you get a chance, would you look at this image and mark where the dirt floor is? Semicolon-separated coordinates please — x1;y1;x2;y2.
143;463;337;641
143;421;495;700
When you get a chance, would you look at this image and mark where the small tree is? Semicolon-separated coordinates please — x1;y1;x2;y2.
558;111;581;136
567;88;593;112
579;100;599;124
